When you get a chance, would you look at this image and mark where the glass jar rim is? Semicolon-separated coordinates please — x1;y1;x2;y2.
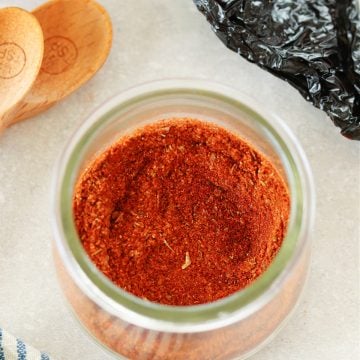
52;79;315;333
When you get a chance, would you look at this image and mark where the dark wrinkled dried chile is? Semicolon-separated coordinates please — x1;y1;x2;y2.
194;0;360;140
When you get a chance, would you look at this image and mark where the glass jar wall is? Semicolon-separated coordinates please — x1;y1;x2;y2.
52;80;315;360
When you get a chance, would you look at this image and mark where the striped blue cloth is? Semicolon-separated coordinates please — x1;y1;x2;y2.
0;329;52;360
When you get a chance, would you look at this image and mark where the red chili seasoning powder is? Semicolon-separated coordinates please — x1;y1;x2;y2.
73;119;290;305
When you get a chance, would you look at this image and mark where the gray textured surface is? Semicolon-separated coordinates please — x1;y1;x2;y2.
0;1;359;359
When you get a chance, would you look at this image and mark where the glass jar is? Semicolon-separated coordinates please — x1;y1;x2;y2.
52;79;315;359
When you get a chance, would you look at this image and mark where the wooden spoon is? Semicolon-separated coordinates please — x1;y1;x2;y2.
0;7;44;131
4;0;113;128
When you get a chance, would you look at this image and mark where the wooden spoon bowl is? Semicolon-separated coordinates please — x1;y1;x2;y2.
0;7;44;130
5;0;112;127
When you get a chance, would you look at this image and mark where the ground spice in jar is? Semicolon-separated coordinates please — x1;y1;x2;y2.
73;119;290;306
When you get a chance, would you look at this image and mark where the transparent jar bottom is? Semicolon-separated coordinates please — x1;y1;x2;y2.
54;247;310;360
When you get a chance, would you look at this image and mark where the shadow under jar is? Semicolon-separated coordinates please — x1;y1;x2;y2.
52;80;315;360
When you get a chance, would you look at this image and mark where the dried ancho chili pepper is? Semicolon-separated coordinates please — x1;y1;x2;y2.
194;0;360;140
74;119;289;305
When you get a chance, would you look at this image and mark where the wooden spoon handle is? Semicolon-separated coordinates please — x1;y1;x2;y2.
3;101;52;128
